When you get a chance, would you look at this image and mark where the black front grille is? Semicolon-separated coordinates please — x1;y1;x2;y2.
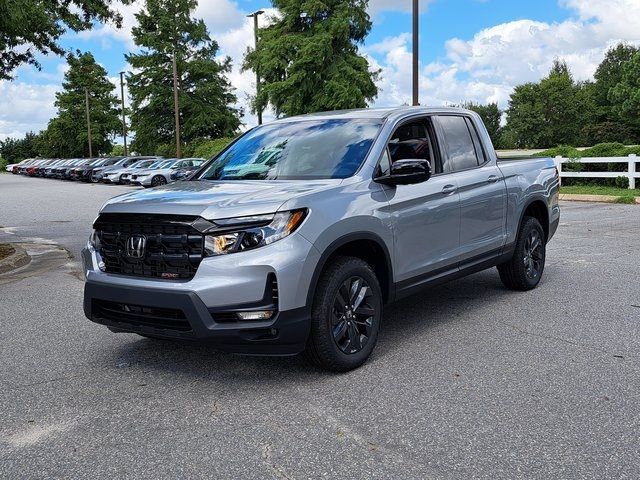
95;213;205;279
93;299;191;331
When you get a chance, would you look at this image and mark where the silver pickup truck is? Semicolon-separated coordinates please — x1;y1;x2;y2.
82;107;560;371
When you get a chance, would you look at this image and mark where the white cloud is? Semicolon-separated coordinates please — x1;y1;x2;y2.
0;82;59;140
368;0;640;110
4;0;640;140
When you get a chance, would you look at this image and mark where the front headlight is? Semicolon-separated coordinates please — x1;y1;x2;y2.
204;209;307;256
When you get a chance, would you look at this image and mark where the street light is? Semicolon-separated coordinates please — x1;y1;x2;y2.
412;0;419;106
247;10;265;125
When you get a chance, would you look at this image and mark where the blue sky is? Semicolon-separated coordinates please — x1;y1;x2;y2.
2;0;640;139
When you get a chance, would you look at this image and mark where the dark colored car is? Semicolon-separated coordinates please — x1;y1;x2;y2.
70;158;101;181
81;157;123;182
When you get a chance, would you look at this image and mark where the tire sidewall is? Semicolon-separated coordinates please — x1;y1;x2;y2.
516;217;546;288
311;258;383;370
152;175;167;186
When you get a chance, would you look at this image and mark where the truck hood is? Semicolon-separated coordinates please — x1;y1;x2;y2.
100;178;342;219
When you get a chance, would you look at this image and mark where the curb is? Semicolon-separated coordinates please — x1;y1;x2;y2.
559;193;640;204
0;244;31;274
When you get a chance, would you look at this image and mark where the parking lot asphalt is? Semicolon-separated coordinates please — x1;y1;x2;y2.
1;173;639;479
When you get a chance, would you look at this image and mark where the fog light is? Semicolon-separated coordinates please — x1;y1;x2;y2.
236;310;274;321
98;261;106;272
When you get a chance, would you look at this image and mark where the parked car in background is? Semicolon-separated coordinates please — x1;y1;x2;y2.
44;159;65;177
84;157;123;182
83;107;560;371
102;158;161;184
18;158;40;174
6;158;33;173
132;158;206;187
92;156;143;183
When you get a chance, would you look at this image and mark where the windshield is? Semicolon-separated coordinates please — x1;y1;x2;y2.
130;160;155;169
197;118;382;181
155;160;175;169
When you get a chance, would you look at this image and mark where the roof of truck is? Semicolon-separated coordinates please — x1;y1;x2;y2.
272;106;473;123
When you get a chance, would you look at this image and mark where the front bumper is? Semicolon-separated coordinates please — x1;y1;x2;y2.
83;281;310;355
81;232;320;355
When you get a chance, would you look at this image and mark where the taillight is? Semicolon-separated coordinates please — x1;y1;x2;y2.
554;167;561;186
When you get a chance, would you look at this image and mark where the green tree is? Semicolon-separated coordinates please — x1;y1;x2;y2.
501;82;544;148
0;0;127;80
502;60;591;148
588;43;640;143
243;0;379;117
0;132;42;162
40;51;121;157
609;51;640;142
460;102;502;146
126;0;240;155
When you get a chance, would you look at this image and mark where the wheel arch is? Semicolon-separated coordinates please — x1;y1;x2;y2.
519;197;550;241
306;232;394;307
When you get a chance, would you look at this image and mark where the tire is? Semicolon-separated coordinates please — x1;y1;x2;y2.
304;256;383;372
151;175;167;187
497;216;546;291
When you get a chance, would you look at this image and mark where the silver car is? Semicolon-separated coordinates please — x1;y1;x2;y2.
98;156;161;184
102;158;160;184
130;158;206;187
83;107;560;371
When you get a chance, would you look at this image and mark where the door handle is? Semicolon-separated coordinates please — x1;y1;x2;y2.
487;175;500;183
441;184;457;195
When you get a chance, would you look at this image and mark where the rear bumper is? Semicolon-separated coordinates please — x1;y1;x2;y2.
83;281;310;355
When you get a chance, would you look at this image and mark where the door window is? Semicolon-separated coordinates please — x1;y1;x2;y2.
387;120;436;172
436;116;479;172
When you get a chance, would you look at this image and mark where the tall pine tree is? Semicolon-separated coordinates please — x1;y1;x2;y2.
126;0;240;155
243;0;379;117
41;51;121;157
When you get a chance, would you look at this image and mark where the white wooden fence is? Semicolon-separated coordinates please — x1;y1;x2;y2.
553;154;638;189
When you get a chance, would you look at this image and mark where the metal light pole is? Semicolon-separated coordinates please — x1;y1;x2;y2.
247;10;265;125
172;50;181;158
119;71;128;156
412;0;419;106
84;87;93;158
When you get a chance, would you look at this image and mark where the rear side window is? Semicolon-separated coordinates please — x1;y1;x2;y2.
435;116;479;172
465;117;486;165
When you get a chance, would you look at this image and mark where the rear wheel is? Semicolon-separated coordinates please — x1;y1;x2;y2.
497;216;546;290
151;175;167;187
305;256;382;372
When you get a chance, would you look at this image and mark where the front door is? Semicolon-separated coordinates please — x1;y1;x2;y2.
380;119;461;291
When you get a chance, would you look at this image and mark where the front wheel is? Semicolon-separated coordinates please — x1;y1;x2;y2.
497;216;546;291
305;256;383;372
151;175;167;187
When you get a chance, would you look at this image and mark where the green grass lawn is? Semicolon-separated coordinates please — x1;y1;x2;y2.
560;185;639;203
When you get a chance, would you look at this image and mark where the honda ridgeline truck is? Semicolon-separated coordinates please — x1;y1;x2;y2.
83;107;560;371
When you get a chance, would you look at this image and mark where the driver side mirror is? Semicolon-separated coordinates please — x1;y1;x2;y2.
374;159;432;186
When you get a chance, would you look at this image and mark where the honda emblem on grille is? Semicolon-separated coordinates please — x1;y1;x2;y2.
126;235;147;259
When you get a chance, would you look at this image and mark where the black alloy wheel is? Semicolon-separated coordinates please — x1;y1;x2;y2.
497;216;546;291
305;256;383;371
331;276;376;354
523;228;544;280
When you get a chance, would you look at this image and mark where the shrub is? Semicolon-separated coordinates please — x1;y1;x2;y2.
535;145;581;158
0;157;7;173
581;143;626;157
614;176;629;189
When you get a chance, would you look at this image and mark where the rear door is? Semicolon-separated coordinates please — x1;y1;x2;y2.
433;115;506;264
